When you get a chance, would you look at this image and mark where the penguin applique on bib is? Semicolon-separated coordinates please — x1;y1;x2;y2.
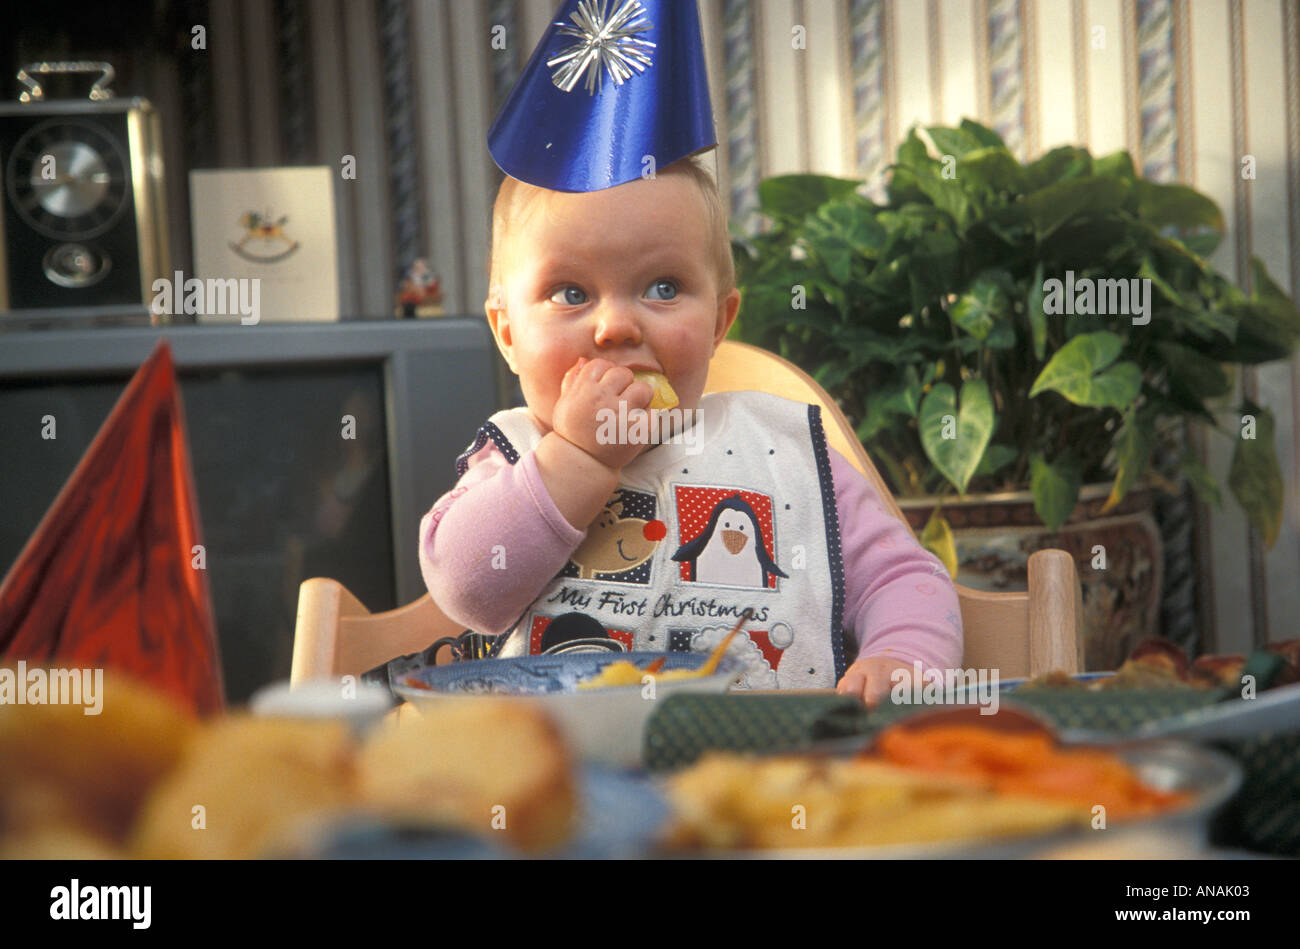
673;494;789;587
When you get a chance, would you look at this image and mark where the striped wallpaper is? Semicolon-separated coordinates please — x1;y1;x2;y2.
204;0;1300;655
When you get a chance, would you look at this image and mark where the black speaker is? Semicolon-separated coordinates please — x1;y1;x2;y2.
0;62;169;326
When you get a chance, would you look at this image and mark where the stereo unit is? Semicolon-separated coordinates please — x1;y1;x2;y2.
0;62;169;327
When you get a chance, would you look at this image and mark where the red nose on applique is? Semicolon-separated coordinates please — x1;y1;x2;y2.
643;520;666;541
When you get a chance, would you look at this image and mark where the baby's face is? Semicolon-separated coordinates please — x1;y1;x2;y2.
487;172;740;437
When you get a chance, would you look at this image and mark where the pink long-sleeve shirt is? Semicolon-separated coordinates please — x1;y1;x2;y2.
419;436;963;676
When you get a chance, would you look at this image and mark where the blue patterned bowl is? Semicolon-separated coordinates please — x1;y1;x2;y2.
393;652;744;768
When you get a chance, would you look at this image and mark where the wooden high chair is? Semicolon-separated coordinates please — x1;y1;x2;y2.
291;340;1083;687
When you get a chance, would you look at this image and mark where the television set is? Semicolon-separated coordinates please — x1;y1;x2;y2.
0;319;502;702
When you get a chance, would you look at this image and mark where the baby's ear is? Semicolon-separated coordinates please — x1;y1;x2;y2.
713;288;742;348
484;290;518;373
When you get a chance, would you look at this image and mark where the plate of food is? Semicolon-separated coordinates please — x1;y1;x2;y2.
393;631;747;768
989;638;1300;745
1006;636;1300;693
657;707;1242;858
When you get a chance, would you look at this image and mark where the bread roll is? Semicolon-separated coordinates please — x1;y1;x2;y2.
357;699;576;853
0;670;197;845
130;716;355;859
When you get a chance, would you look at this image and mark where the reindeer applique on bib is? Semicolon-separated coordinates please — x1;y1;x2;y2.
455;391;849;689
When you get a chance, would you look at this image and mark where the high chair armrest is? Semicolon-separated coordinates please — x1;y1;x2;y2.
292;580;469;687
291;577;371;687
1027;549;1084;674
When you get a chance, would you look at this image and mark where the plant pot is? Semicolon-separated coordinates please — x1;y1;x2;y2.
897;484;1163;672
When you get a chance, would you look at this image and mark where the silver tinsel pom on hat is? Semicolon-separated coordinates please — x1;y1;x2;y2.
548;0;657;95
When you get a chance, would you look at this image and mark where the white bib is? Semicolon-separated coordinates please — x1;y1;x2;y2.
455;391;849;689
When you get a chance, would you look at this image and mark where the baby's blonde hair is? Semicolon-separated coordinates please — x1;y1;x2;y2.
487;152;735;305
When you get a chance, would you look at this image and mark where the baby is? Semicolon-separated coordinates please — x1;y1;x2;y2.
419;155;962;704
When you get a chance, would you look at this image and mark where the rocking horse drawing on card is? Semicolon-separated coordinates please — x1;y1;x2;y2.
229;209;301;263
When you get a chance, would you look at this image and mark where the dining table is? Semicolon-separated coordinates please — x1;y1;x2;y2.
367;652;1300;860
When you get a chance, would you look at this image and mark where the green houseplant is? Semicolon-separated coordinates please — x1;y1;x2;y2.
731;120;1300;573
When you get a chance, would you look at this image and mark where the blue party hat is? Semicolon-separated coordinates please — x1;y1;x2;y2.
488;0;716;192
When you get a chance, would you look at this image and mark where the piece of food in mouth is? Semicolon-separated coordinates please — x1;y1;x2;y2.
632;370;679;410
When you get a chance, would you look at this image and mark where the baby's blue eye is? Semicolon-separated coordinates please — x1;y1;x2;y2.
646;279;678;300
550;286;587;305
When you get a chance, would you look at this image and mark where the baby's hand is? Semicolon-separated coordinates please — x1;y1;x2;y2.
552;357;654;471
835;655;918;707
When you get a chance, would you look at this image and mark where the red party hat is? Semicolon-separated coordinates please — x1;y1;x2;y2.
0;341;223;715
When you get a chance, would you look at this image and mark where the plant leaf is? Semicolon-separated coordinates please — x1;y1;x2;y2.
896;127;938;169
1171;306;1240;344
958;147;1028;196
1227;401;1284;548
833;325;933;363
983;203;1034;246
801;196;889;283
919;379;995;494
974;443;1019;477
758;174;862;223
1031;451;1083;531
1025;146;1092;191
1026;175;1131;241
813;361;855;390
1092;150;1137;181
1154;341;1231;400
828;197;889;257
1138;256;1191;310
1183;231;1222;258
1103;407;1154;511
1179;455;1221;507
925;126;982;158
959;118;1006;149
1134;180;1224;232
920;508;959;577
914;174;971;231
855;377;924;441
950;272;1011;341
1026;261;1047;361
1222;257;1300;363
1029;332;1143;409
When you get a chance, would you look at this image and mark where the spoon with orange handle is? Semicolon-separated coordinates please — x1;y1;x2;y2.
696;627;740;676
649;609;752;682
578;610;753;688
